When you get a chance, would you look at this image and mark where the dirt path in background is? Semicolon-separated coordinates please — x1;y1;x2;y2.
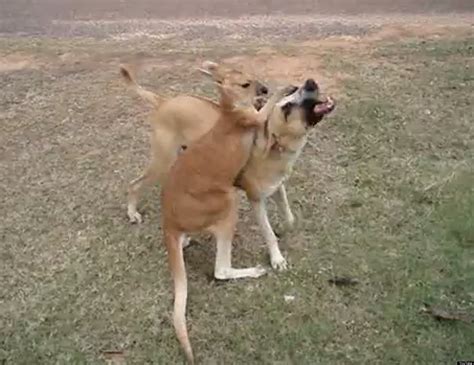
0;13;472;40
1;0;473;21
0;0;473;38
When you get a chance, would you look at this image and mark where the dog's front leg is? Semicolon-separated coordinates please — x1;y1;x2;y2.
272;184;295;229
251;198;288;271
212;198;267;280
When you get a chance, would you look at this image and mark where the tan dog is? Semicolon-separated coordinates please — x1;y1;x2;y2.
161;84;290;364
121;65;335;271
120;61;268;223
236;79;335;269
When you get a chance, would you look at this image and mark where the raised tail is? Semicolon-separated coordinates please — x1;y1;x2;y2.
119;65;163;107
165;231;194;364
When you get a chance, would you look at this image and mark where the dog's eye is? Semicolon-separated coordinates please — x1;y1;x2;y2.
241;82;251;88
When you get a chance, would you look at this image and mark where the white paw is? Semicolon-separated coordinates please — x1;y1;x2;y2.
128;211;143;224
252;265;268;278
271;254;288;271
182;237;191;249
286;215;296;230
214;266;268;280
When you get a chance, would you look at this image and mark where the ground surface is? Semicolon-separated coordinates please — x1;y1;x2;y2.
1;2;473;364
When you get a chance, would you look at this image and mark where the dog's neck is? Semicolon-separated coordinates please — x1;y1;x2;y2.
261;112;286;154
269;134;286;153
233;100;253;110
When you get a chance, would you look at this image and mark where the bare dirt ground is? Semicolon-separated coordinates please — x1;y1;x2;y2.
1;1;473;364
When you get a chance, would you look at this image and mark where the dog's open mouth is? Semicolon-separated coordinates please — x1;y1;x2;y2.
304;96;335;126
314;96;335;116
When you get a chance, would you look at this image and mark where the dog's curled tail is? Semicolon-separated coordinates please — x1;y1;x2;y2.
166;231;194;364
119;65;162;107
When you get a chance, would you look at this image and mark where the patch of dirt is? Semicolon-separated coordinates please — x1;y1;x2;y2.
224;53;347;95
367;23;472;41
0;49;180;76
0;52;95;73
301;22;473;48
0;54;40;72
220;22;471;96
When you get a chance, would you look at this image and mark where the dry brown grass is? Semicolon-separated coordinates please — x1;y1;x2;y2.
1;20;473;364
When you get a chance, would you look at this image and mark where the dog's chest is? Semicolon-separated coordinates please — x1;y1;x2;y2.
207;130;255;181
241;131;255;152
242;142;305;198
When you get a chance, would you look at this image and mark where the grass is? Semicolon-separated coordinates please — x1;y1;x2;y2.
1;29;473;364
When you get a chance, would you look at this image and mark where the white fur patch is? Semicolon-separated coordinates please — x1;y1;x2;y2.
276;87;303;107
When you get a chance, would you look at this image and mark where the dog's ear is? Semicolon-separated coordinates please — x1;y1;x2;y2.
197;61;224;83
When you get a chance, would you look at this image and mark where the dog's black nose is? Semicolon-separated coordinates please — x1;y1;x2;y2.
303;79;318;92
259;85;269;95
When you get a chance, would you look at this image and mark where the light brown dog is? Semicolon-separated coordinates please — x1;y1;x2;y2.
161;84;290;364
121;65;335;271
120;61;268;223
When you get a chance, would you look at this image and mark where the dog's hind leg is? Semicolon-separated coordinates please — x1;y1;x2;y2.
272;184;295;229
127;135;180;223
212;194;267;280
127;161;163;223
251;198;288;271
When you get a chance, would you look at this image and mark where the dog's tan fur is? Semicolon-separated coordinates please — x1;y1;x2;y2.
121;63;335;271
121;62;268;224
161;84;289;364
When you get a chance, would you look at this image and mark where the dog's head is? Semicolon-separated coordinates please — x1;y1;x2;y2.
198;61;268;108
268;79;335;141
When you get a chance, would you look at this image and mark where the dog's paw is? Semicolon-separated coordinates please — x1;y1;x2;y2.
286;213;296;229
271;254;288;271
128;211;143;224
214;266;268;280
285;207;302;233
253;265;268;278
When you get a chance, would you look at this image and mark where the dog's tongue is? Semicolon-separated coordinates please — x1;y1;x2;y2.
314;96;335;115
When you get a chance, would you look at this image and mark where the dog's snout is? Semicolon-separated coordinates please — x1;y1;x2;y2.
303;79;318;92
